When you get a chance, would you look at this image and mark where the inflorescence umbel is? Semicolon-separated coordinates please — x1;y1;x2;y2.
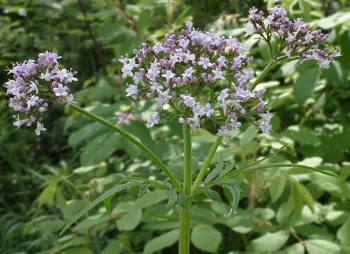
120;21;271;136
3;52;77;135
245;6;341;67
120;6;340;137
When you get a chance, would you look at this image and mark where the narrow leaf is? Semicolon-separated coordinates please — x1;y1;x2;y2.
292;180;315;212
219;162;234;177
292;182;303;218
225;163;343;179
59;182;139;236
138;182;150;197
239;144;288;171
223;183;241;217
201;188;230;216
204;159;223;184
121;177;171;189
103;193;116;215
166;188;178;208
270;175;286;202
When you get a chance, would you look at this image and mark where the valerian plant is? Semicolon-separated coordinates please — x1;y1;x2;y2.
3;6;343;254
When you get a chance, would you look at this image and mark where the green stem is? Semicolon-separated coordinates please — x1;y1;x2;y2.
69;103;183;193
191;136;223;192
248;60;276;90
179;124;192;254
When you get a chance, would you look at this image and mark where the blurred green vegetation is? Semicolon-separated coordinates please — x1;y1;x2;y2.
1;0;350;253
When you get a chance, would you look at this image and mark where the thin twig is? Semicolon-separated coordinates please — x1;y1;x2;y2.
290;228;307;246
116;0;140;35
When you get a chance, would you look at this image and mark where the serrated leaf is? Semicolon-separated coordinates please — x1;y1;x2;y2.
204;159;223;184
59;182;139;236
201;188;229;216
121;177;171;190
223;183;241;216
225;163;343;179
166;188;177;208
138;182;150;197
219;162;234;177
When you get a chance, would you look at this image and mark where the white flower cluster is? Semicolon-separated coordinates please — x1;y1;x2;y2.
3;52;77;135
120;21;272;136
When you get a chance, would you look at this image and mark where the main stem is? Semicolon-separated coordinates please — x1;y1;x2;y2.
179;124;192;254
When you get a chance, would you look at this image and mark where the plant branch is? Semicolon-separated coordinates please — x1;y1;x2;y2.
191;136;223;192
68;103;183;192
248;59;276;90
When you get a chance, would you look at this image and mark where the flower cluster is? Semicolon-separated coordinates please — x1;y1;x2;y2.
246;6;341;68
120;21;271;136
3;52;77;135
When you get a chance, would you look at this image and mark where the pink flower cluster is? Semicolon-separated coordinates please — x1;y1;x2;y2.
246;6;341;68
120;21;271;136
3;52;77;135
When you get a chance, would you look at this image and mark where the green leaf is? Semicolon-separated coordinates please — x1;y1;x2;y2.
305;240;341;254
292;180;315;212
293;66;320;104
103;193;115;215
298;0;311;22
309;173;350;199
191;224;222;253
204;159;223;184
270;175;286;202
144;229;179;254
240;125;258;148
283;242;305;254
249;230;290;252
62;248;93;254
68;122;108;147
121;177;171;190
192;128;217;143
223;183;241;216
337;218;350;251
225;163;343;179
101;241;123;254
116;208;142;231
138;182;150;197
166;188;177;208
80;132;123;166
59;182;139;236
201;188;230;216
292;182;303;218
38;181;57;207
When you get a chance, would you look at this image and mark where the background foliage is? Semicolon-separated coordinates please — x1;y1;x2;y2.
1;0;350;253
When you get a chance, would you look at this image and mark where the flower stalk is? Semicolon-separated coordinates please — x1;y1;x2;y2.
68;103;183;193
